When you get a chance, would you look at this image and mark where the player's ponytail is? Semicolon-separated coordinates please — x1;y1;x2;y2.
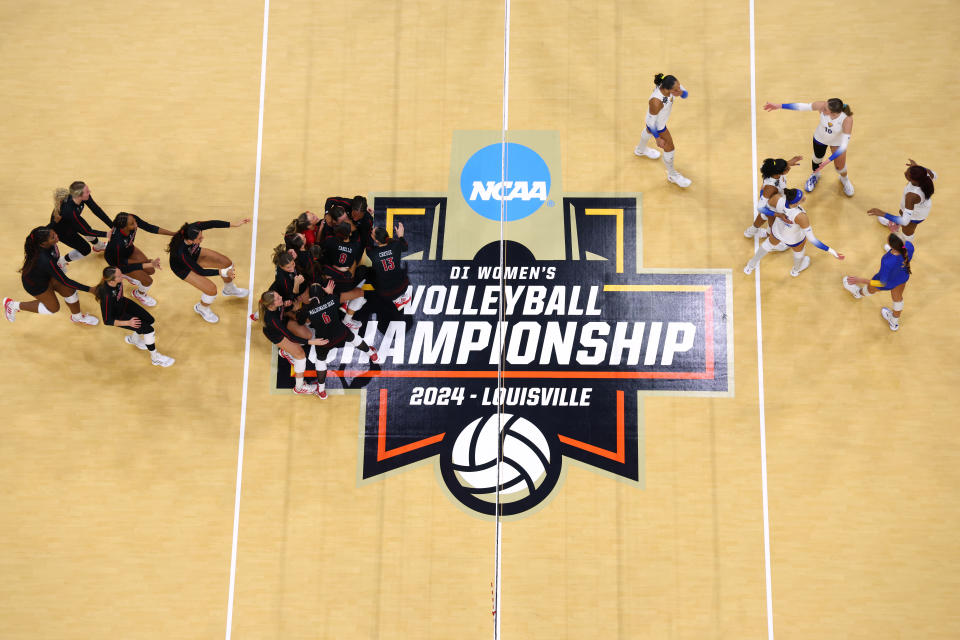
272;244;295;268
256;291;274;322
888;234;912;276
93;266;119;302
760;158;789;178
907;165;935;199
50;188;69;224
827;98;853;116
167;222;200;253
351;195;367;214
20;227;52;274
654;73;677;90
284;233;305;252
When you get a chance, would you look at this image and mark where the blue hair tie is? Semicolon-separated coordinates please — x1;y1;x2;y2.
787;191;803;206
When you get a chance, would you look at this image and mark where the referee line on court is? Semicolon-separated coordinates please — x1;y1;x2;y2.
225;0;270;638
748;0;776;637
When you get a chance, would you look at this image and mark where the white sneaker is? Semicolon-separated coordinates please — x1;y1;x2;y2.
92;241;107;253
132;289;157;307
71;312;99;326
880;307;900;331
804;173;820;192
877;216;890;227
743;260;758;275
151;352;175;367
842;277;862;299
121;274;142;287
3;297;17;323
634;145;661;159
294;383;318;396
393;289;412;309
222;283;249;298
57;256;69;271
125;334;148;350
744;225;769;239
367;346;379;363
841;177;855;197
314;386;328;400
789;255;811;277
278;348;295;365
343;316;362;332
667;172;692;188
194;303;219;323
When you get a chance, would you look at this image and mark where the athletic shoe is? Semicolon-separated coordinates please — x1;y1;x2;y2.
120;274;142;287
91;241;106;253
3;297;17;323
70;313;99;326
881;307;900;331
804;173;820;192
841;177;855;197
876;216;890;227
249;312;259;321
634;145;661;159
744;225;769;239
667;172;692;188
842;276;863;299
393;292;412;309
125;334;148;350
278;348;295;366
151;352;175;367
789;255;811;277
194;303;219;323
368;347;379;363
57;256;69;271
343;316;362;332
222;283;249;298
294;383;318;396
132;289;157;307
314;386;328;400
743;260;758;275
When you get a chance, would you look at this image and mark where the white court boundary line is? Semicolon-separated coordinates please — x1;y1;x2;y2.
748;0;775;637
225;0;270;637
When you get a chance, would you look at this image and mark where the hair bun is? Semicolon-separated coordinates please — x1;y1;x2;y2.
654;73;664;85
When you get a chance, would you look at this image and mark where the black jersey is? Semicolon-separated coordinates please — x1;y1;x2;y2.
20;244;91;296
261;306;308;345
324;196;352;214
50;196;111;239
349;210;374;247
304;291;349;346
321;236;362;269
98;281;131;325
168;220;230;280
366;238;409;297
269;268;301;302
105;215;160;273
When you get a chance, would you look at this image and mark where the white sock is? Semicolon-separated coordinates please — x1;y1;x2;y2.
793;249;806;268
662;150;676;174
750;239;774;266
294;376;306;390
65;250;84;262
637;130;652;149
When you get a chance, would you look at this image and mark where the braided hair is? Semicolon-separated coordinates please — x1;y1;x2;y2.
167;222;201;253
19;227;54;274
888;234;912;276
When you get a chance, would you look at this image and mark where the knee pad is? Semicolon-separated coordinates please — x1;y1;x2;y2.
200;293;217;305
63;291;79;304
761;239;775;252
293;357;307;375
219;265;234;278
142;331;156;344
892;301;904;312
37;303;55;315
347;295;366;312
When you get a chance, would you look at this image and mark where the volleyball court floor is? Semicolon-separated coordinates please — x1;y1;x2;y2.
0;1;958;638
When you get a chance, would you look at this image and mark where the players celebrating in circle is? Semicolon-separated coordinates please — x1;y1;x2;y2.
634;73;692;188
166;218;251;323
764;98;855;196
257;290;331;396
842;234;914;331
4;227;99;325
743;188;844;277
94;266;175;366
745;156;802;240
868;159;935;246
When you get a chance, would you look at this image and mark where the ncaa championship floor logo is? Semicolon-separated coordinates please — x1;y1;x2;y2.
272;131;734;519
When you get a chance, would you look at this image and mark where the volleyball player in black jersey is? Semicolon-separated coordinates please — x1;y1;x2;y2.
257;290;330;395
283;233;316;281
320;221;368;332
367;223;412;311
166;218;250;323
318;204;349;244
105;212;175;307
267;246;311;338
284;211;320;248
4;227;98;324
349;196;374;248
304;279;378;399
93;267;174;366
50;182;113;267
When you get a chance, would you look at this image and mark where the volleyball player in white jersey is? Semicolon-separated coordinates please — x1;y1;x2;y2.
634;73;692;188
743;188;844;277
745;155;802;240
763;98;854;196
868;159;936;246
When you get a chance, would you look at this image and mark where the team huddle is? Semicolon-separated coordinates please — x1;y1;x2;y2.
634;74;935;332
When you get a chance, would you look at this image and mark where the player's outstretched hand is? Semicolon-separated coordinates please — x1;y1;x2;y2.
835;253;845;261
232;217;251;227
763;102;780;111
866;208;884;217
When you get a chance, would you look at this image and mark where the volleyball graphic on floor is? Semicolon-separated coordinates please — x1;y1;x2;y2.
450;413;552;502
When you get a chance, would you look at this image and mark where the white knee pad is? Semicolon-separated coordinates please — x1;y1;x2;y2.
836;167;848;175
892;301;904;312
293;357;307;375
143;331;156;345
38;303;55;315
219;265;234;278
308;347;328;371
761;239;775;252
347;295;366;312
200;293;217;305
63;291;79;304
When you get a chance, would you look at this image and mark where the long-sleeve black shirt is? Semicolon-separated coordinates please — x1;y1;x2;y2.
168;220;230;279
105;215;161;273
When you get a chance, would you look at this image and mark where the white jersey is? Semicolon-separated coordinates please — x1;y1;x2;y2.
814;111;847;146
757;175;786;213
770;199;806;246
647;87;675;131
901;183;932;222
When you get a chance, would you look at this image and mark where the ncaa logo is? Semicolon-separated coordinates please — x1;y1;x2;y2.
459;142;551;221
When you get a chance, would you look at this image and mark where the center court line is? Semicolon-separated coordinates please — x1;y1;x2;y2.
748;0;776;637
225;0;270;638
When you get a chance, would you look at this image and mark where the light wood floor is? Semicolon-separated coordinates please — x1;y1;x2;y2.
1;1;958;638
